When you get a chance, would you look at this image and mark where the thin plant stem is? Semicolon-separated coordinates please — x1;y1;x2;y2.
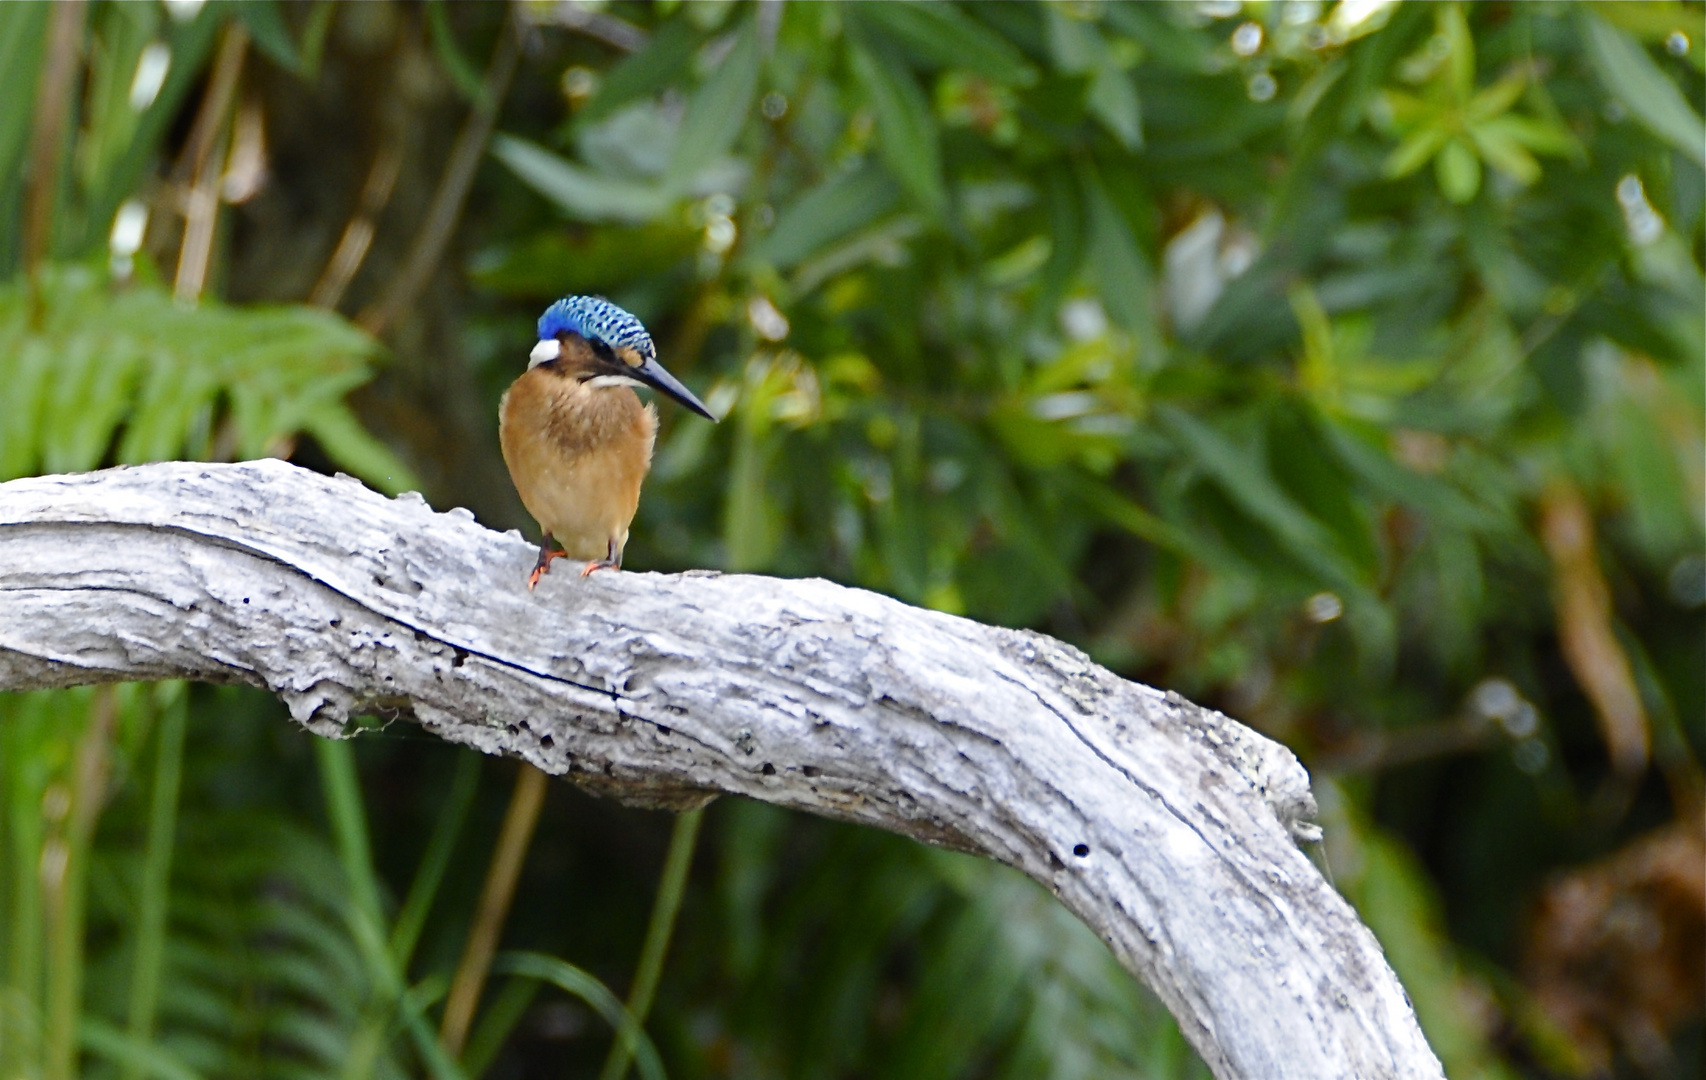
173;23;247;305
21;0;86;320
44;685;117;1080
317;739;387;940
318;738;400;1080
358;13;520;337
308;138;402;311
457;976;539;1080
3;696;46;1077
597;807;704;1080
438;763;548;1059
309;42;409;317
318;738;470;1080
389;750;481;969
496;952;669;1080
121;687;186;1080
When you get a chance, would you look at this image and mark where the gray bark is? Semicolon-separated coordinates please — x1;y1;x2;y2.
0;460;1443;1080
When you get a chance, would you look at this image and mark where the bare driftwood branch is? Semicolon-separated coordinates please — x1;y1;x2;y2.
0;461;1443;1080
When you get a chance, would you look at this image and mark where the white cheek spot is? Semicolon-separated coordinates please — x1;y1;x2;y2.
529;339;561;368
585;374;645;390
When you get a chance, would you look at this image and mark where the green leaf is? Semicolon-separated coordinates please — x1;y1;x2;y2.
1159;406;1367;595
1088;65;1143;150
424;0;488;106
665;22;761;191
1066;474;1192;554
1043;6;1100;73
577;19;701;128
1041;6;1141;148
1267;407;1382;578
388;754;480;968
1379;88;1433;129
0;0;49;257
1581;10;1706;166
298;0;335;77
1316;415;1493;532
1465;70;1527;124
301;407;421;497
75;1;157;208
1290;55;1347;129
118;356;217;464
1103;1;1215;73
723;360;787;571
1435;136;1481;202
853;1;1037;86
1383;123;1449;178
0;336;53;481
1027;167;1083;332
459;979;541;1080
1441;2;1475;103
1081;170;1159;356
753;163;900;270
1329;798;1517;1080
42;334;145;473
1469;123;1542;185
788;213;923;295
471;223;697;298
492;134;673;222
81;5;223;256
875;878;1029;1078
491;952;669;1080
80;1017;206;1080
1481;113;1578;156
0;264;398;488
847;37;946;216
235;0;302;74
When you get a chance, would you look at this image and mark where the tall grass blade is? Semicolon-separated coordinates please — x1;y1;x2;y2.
317;738;400;1080
81;1016;204;1080
439;764;548;1058
389;751;481;969
45;685;116;1080
492;953;668;1080
457;977;538;1079
316;738;469;1080
21;0;85;282
122;685;187;1080
597;807;702;1080
0;1;50;272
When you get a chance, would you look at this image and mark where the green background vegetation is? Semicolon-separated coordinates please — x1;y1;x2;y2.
0;1;1701;1078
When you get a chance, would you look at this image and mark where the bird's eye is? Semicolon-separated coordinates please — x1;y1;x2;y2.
588;339;618;364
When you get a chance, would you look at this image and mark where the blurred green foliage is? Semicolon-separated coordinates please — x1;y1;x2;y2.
0;1;1702;1078
0;264;411;488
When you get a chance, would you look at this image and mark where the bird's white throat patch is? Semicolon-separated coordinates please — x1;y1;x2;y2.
584;374;646;390
528;339;561;368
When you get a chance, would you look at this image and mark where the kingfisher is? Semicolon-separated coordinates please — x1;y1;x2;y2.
500;296;716;589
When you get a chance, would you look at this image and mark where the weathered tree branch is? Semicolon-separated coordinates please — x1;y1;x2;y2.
0;461;1443;1080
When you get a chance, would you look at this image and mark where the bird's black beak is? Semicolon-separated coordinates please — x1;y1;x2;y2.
633;356;717;421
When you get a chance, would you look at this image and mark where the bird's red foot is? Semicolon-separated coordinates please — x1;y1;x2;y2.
579;539;622;578
527;539;569;591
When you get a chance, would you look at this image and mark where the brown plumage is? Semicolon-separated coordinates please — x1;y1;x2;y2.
500;333;658;586
502;296;715;589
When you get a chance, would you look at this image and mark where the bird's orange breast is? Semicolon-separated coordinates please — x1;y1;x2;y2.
499;366;657;561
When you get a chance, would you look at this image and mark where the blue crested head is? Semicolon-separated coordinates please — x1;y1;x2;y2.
527;293;716;421
536;296;656;364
